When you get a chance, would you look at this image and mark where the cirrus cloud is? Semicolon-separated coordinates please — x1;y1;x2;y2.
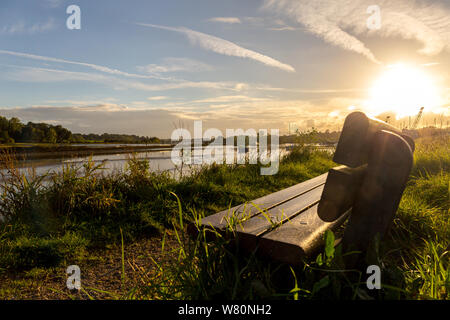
0;18;56;35
138;57;213;74
263;0;450;63
137;23;295;72
208;17;242;24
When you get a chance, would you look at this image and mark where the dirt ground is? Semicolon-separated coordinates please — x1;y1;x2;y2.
0;234;180;300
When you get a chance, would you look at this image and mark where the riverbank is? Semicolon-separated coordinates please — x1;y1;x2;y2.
0;142;330;162
0;143;174;161
0;136;448;300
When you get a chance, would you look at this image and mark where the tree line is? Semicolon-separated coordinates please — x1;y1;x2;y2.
0;116;160;144
279;128;341;145
0;116;72;143
72;133;160;144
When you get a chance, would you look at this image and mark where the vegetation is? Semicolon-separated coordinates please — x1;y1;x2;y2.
130;135;448;300
0;115;160;144
143;135;448;300
279;128;341;145
0;116;72;144
71;133;160;144
0;133;448;300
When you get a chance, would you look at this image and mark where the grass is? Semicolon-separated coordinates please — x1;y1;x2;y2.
0;134;448;300
131;135;449;300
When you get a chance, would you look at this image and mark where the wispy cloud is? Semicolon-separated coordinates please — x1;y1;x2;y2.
421;62;440;67
129;80;248;92
44;0;64;8
137;23;295;72
137;57;213;74
192;95;270;104
0;49;168;80
3;65;109;83
243;16;299;31
268;26;297;31
208;17;242;24
263;0;450;63
0;18;55;35
1;64;247;92
147;96;169;101
44;98;119;106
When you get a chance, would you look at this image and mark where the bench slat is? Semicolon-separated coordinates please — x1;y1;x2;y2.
232;184;325;254
199;172;328;230
236;184;325;237
258;204;350;265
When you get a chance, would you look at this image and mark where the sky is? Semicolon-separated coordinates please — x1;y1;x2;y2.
0;0;449;137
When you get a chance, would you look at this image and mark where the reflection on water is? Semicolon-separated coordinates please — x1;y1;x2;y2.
69;143;172;148
0;145;333;180
1;150;177;179
1;146;288;180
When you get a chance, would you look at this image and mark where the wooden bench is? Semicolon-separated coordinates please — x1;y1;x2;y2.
188;111;414;265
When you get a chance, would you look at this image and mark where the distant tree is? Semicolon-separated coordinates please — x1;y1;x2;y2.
0;116;8;132
295;127;320;145
54;125;72;143
8;117;23;141
70;134;86;143
45;128;58;143
0;130;14;143
0;115;161;144
20;126;35;142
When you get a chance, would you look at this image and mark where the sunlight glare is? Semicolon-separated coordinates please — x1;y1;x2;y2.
367;63;441;118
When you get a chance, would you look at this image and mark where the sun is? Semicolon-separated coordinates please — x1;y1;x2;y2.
366;63;441;119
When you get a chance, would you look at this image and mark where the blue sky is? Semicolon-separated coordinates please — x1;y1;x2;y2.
0;0;449;137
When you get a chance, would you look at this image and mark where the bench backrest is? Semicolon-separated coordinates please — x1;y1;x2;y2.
318;112;414;252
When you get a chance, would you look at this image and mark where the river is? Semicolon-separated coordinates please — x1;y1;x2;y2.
0;144;334;180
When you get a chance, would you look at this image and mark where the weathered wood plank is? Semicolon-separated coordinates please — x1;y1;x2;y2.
258;204;350;265
318;165;367;222
334;111;414;167
342;130;413;252
197;172;328;231
233;184;325;252
236;184;325;236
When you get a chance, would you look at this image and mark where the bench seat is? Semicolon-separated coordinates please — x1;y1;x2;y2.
188;171;349;265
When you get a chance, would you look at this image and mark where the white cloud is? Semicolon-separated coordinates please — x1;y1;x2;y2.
9;89;434;136
3;65;109;83
129;80;246;92
192;95;270;104
138;57;213;74
208;17;242;24
45;98;119;106
147;96;169;101
263;0;450;63
0;49;167;80
44;0;64;8
1;64;247;92
243;16;299;31
137;23;295;72
0;98;349;136
268;26;297;31
0;18;56;35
